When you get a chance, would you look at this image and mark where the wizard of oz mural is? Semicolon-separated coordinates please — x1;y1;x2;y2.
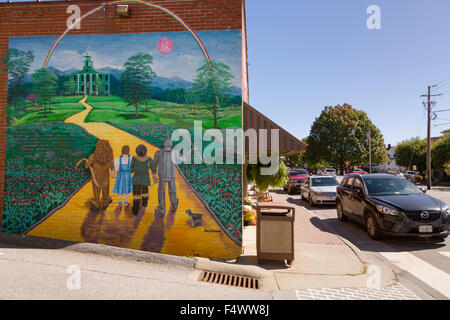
2;31;243;258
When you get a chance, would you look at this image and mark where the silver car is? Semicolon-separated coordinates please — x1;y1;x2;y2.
300;176;340;206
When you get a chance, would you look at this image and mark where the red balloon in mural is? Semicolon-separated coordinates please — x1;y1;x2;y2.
157;38;174;54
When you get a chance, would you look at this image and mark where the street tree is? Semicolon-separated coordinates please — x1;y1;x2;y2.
432;134;450;176
121;53;155;117
192;60;233;129
395;137;427;172
32;68;58;116
282;152;304;168
303;104;388;174
1;48;34;103
247;159;287;193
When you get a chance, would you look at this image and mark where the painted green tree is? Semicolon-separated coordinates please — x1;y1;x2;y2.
68;77;76;95
192;60;233;129
1;48;34;103
121;52;155;117
32;68;58;116
303;104;388;174
95;76;102;95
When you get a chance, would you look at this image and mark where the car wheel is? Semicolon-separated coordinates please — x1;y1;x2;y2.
365;212;383;240
336;201;348;222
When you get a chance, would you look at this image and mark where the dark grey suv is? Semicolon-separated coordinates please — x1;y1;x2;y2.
336;174;450;240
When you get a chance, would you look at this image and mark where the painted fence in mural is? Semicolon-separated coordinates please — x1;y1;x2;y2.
2;30;243;259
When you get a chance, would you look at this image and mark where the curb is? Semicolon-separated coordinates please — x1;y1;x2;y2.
194;257;272;279
0;232;196;269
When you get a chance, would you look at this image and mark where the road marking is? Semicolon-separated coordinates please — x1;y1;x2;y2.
380;252;450;299
439;252;450;259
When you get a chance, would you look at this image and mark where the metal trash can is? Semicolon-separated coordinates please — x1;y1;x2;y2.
256;202;295;267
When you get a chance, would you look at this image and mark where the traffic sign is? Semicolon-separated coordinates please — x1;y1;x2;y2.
345;161;350;166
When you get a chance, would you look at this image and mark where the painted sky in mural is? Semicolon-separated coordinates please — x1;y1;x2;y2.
10;30;242;88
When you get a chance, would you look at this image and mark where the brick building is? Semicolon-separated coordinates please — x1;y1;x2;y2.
0;0;304;258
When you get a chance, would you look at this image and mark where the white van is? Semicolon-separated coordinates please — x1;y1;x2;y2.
323;168;336;177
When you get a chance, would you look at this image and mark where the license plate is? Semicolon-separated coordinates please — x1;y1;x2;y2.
419;225;433;233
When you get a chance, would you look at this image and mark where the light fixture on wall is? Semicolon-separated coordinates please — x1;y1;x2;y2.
117;5;130;18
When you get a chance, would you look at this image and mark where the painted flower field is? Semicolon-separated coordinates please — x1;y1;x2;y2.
3;122;98;233
114;122;242;242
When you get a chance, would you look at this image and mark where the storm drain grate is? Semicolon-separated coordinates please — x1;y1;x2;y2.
198;271;261;290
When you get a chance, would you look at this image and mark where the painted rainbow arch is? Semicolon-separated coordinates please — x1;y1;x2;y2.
43;0;214;79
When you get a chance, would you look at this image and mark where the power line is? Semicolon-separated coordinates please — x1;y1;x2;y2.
433;76;450;87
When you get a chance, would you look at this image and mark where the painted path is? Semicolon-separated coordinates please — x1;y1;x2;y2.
27;97;241;259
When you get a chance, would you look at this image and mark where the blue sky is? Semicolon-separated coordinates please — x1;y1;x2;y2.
10;30;242;87
246;0;450;145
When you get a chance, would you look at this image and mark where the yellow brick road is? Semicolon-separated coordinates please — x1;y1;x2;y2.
27;96;241;259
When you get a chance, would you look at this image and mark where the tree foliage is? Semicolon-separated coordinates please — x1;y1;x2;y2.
121;53;155;117
282;152;304;168
247;160;287;193
192;60;233;128
395;137;427;172
32;68;58;116
432;134;450;170
1;48;34;104
303;104;388;174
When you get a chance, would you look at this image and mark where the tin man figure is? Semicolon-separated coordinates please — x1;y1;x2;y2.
154;139;179;215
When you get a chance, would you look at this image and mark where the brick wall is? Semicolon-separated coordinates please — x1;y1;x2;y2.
0;0;243;224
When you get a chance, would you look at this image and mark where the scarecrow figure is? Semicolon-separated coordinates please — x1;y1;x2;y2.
130;144;156;215
84;140;114;209
154;139;179;215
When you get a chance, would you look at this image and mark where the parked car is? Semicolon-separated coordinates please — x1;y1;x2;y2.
285;168;309;194
345;168;368;175
300;176;340;206
323;168;336;177
405;171;423;182
336;174;449;240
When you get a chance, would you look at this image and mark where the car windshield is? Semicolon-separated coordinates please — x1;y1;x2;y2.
325;169;334;172
364;178;421;196
289;170;307;176
311;178;339;187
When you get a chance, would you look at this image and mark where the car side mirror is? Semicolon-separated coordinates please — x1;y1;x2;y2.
420;187;427;194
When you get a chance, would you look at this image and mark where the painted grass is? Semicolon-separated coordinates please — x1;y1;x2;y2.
85;95;242;129
12;96;86;126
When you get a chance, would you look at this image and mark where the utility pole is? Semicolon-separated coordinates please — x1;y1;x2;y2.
421;87;442;190
367;130;372;173
427;86;432;190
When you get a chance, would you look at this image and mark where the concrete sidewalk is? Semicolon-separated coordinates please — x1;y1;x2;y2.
197;191;397;292
0;190;400;296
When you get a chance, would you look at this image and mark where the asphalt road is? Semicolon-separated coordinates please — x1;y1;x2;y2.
279;176;450;300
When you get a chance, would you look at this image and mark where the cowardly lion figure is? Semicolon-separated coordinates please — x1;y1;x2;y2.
86;139;114;209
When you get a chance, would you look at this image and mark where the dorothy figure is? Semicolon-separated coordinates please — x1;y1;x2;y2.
112;145;133;209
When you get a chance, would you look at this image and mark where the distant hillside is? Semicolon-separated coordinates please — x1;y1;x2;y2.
25;66;242;96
